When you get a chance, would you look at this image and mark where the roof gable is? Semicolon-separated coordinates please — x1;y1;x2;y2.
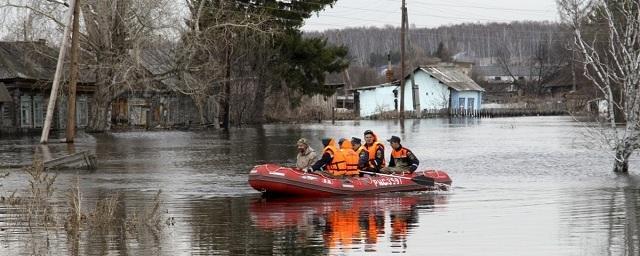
0;41;57;80
0;41;95;83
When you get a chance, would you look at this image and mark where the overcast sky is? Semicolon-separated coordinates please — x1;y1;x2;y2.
301;0;559;31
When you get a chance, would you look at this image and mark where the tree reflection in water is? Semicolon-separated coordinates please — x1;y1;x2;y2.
250;193;448;254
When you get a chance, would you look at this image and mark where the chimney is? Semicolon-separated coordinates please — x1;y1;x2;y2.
385;53;394;82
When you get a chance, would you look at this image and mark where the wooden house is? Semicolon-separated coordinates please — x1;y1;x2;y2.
0;41;94;134
110;48;201;129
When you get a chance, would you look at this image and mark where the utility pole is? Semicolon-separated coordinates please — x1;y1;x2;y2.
66;0;81;143
342;70;352;109
223;33;231;131
399;0;406;120
41;0;77;144
221;0;231;131
406;5;420;116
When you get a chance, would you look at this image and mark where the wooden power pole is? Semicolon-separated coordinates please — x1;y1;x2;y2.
41;0;77;144
399;0;407;120
66;0;81;143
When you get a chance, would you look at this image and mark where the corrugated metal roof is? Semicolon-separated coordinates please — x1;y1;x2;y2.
419;66;485;92
353;80;400;91
0;82;11;102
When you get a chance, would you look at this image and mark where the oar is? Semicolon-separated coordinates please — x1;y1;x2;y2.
359;170;435;187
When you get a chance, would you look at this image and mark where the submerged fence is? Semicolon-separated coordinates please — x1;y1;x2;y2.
366;102;568;119
447;107;567;118
418;102;568;118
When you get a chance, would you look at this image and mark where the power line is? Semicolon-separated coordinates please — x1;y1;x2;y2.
408;0;553;13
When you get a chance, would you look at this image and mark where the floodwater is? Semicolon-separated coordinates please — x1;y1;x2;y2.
1;116;639;255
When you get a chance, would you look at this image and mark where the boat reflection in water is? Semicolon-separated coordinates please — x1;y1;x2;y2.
250;193;448;254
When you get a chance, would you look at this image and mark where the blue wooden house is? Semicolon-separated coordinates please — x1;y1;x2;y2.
354;64;485;117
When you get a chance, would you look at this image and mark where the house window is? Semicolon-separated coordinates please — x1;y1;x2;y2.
77;95;88;127
458;97;465;110
467;98;475;111
20;95;32;127
0;104;5;127
518;76;525;80
494;76;502;81
33;95;44;128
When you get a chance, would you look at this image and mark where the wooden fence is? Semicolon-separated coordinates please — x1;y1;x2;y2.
419;103;568;118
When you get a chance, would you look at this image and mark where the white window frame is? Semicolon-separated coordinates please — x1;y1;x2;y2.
467;98;475;111
20;95;32;127
77;95;89;127
33;95;44;128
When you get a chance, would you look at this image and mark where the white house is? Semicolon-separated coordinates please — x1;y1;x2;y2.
354;64;485;117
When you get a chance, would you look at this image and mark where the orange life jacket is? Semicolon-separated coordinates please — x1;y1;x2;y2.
366;141;386;167
340;140;360;176
355;145;368;168
364;131;386;168
323;139;347;175
391;147;409;163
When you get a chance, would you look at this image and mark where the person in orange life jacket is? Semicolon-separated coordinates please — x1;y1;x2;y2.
383;136;419;174
363;130;385;173
350;137;369;172
339;138;360;177
307;138;347;176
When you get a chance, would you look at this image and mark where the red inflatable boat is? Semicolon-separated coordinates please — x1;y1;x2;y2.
248;164;452;197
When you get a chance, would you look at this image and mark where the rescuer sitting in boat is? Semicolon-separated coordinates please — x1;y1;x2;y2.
339;138;361;177
296;138;318;170
350;137;370;174
307;138;347;177
363;130;385;173
382;136;419;174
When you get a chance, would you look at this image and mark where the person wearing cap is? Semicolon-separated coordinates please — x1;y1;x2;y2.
384;136;419;174
308;138;347;176
296;138;318;170
351;137;370;173
363;130;386;173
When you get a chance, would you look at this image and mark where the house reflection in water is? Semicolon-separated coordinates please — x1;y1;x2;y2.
250;194;448;254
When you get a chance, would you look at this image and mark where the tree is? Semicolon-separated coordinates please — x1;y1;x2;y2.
185;0;347;125
179;0;277;128
1;0;181;132
434;41;452;62
81;0;181;132
558;0;640;172
274;33;349;97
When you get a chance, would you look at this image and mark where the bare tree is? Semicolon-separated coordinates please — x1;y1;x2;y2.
495;35;570;98
81;0;181;131
559;0;640;172
177;0;277;128
2;0;184;132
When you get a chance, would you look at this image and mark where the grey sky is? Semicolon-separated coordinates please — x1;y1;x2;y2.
301;0;559;31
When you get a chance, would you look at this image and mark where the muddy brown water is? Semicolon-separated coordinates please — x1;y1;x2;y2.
1;116;639;255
